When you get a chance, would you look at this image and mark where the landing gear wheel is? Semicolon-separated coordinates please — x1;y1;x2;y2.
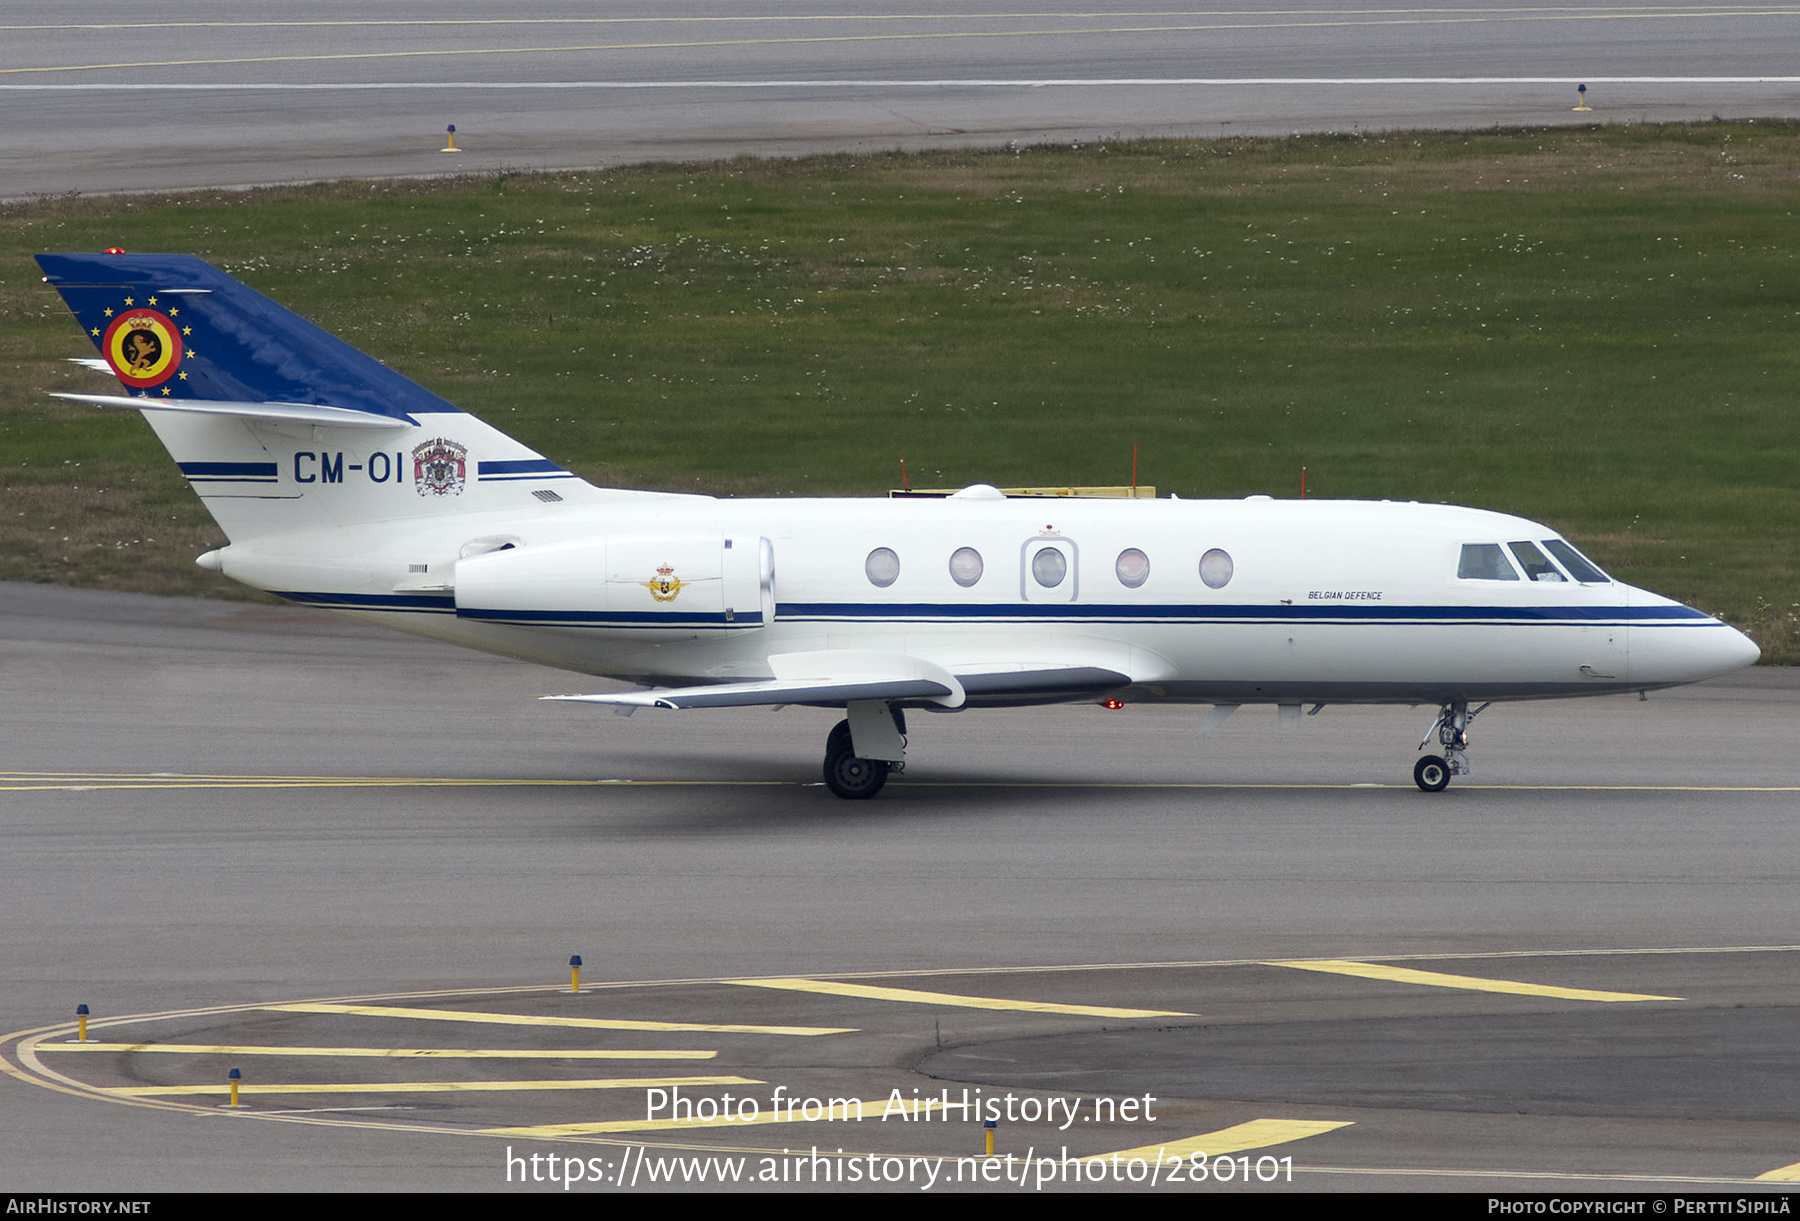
1414;755;1452;793
824;747;889;799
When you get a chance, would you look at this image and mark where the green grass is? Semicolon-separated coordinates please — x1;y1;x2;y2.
4;123;1798;657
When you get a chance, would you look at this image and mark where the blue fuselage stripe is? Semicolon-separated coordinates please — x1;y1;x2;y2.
457;607;764;627
772;602;1710;625
180;461;279;479
269;592;1715;631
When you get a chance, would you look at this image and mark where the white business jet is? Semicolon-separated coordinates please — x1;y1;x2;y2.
38;253;1760;797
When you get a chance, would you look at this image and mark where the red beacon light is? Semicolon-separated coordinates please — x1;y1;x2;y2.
1102;698;1125;710
103;247;127;254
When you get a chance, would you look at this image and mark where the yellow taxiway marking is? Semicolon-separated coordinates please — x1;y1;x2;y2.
107;1075;759;1098
40;1044;716;1060
265;1002;853;1037
1102;1118;1353;1161
728;978;1191;1018
1269;959;1681;1002
1755;1161;1800;1182
8;9;1797;76
487;1097;945;1138
18;10;1798;34
7;772;1798;793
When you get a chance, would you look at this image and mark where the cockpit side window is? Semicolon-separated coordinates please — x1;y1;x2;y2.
1542;539;1610;584
1458;544;1519;581
1508;541;1567;583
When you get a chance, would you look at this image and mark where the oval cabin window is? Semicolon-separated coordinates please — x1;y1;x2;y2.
1199;548;1234;590
949;547;984;587
1115;548;1150;588
865;547;901;588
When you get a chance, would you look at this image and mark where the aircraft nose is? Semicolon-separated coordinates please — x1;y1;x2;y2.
1719;623;1763;671
1629;616;1760;686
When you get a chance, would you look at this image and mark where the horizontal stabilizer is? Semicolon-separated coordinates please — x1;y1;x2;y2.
52;392;410;430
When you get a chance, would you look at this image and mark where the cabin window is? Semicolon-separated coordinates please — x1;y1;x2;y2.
1199;548;1234;590
865;547;901;588
949;547;984;587
1542;539;1610;583
1115;548;1150;588
1030;546;1068;588
1458;544;1519;580
1508;541;1566;583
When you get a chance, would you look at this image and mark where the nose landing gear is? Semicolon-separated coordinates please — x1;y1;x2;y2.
1414;700;1489;792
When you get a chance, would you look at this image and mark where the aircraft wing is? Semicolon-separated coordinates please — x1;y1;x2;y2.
544;649;1136;710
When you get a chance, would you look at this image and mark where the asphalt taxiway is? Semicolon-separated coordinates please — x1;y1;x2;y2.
7;1;1800;197
3;581;1798;1191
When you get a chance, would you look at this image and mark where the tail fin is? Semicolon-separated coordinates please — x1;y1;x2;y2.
37;252;593;544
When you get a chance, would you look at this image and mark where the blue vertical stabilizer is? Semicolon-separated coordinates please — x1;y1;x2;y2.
36;252;462;422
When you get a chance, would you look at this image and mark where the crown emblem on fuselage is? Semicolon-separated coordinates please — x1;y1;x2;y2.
644;563;687;602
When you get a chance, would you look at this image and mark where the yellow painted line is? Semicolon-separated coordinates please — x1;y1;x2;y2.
1269;959;1681;1002
486;1096;945;1138
39;1043;716;1060
107;1075;759;1098
7;11;1793;76
6;773;1797;793
1102;1118;1353;1161
265;1002;853;1036
728;977;1190;1018
14;8;1792;33
1754;1161;1800;1182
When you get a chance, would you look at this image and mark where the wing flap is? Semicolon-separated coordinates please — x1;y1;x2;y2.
545;676;955;711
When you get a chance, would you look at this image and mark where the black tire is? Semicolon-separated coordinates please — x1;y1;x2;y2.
826;719;853;758
823;745;889;799
1413;755;1451;793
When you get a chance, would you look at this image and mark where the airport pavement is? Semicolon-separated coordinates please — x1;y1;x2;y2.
2;581;1797;1191
5;1;1800;198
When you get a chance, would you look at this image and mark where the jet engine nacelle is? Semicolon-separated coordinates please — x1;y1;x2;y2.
454;533;772;633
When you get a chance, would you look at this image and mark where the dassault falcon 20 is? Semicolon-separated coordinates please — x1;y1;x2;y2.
38;252;1759;797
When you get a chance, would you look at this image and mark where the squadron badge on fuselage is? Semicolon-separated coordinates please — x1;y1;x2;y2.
412;438;468;496
644;563;687;602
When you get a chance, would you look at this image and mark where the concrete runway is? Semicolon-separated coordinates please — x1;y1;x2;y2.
7;1;1800;197
3;580;1798;1191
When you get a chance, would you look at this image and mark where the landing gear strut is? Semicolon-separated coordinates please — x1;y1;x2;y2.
822;707;906;800
1414;700;1489;792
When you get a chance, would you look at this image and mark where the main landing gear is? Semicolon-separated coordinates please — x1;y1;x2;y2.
822;703;908;800
1413;699;1489;792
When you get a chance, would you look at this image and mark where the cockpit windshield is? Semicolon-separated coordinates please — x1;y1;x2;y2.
1458;543;1519;581
1508;541;1567;583
1541;539;1610;583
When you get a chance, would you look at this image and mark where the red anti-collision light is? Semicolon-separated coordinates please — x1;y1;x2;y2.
103;247;126;254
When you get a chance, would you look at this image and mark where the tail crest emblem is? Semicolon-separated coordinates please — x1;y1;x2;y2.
412;438;468;496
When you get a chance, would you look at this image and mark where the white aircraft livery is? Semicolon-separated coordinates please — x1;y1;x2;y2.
38;252;1760;797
